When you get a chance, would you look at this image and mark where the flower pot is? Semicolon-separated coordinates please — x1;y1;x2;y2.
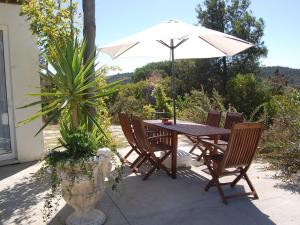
58;148;112;225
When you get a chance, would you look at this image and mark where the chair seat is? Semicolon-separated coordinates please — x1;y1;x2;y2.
187;135;212;142
161;149;192;169
201;138;228;145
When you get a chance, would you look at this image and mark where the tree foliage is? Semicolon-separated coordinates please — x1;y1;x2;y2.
196;0;268;92
260;88;300;181
132;61;171;82
21;0;80;58
108;81;155;122
226;73;270;117
177;88;236;124
19;37;120;136
151;85;172;117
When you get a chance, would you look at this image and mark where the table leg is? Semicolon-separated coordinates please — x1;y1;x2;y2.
213;135;218;151
171;131;178;179
212;135;220;170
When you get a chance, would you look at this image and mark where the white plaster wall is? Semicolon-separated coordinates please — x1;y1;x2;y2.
0;3;44;162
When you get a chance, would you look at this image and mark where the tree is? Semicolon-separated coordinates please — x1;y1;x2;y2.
82;0;97;117
132;61;171;82
226;73;270;117
21;0;79;59
82;0;96;62
196;0;268;92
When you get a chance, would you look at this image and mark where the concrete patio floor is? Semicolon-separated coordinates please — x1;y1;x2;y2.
0;126;299;225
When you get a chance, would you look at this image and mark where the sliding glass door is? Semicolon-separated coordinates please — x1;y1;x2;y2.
0;30;14;161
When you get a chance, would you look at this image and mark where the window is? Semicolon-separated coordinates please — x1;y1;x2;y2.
0;30;12;156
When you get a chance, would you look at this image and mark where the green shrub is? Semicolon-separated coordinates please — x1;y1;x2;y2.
177;88;236;124
142;104;156;119
108;81;155;122
151;85;172;117
260;88;300;181
226;73;271;118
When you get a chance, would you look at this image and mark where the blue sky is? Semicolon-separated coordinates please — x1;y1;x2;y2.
79;0;300;72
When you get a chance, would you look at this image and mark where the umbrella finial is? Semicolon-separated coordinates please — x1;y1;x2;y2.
165;19;181;24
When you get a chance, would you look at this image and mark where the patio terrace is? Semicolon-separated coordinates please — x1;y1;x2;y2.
0;125;299;225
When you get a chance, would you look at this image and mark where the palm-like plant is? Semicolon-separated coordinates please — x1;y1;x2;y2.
19;36;120;136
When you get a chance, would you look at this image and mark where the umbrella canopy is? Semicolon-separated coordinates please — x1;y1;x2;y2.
100;20;254;123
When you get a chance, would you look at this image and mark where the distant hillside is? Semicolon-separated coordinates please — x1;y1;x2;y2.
258;66;300;88
107;66;300;88
106;72;133;84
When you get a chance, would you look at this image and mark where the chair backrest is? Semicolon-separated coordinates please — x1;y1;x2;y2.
206;111;221;127
220;122;263;172
118;113;136;147
221;112;244;141
131;116;151;153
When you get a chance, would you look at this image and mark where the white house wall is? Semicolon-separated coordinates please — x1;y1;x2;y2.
0;3;43;162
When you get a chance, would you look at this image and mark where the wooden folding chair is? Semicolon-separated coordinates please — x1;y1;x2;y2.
118;113;143;168
203;122;263;204
220;112;244;142
197;112;244;161
131;116;173;180
187;111;221;159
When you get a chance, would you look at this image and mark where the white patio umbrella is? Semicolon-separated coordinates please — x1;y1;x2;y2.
100;20;254;124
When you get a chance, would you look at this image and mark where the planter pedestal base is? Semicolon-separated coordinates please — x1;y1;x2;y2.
66;209;106;225
59;148;112;225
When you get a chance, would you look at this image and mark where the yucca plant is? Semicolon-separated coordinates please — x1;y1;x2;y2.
19;36;120;136
19;36;123;223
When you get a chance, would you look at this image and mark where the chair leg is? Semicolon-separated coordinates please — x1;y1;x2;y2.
157;151;172;172
206;164;228;204
124;148;134;159
197;152;203;161
143;165;157;180
215;181;228;204
197;145;210;161
230;167;246;188
205;179;214;191
142;151;172;180
132;156;147;172
244;173;259;199
142;156;159;180
189;144;197;153
130;155;143;169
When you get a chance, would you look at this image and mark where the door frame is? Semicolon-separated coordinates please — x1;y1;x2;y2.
0;26;16;161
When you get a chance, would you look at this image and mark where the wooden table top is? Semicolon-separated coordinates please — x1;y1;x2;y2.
144;120;230;137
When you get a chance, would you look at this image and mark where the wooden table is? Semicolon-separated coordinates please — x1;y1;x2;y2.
144;120;230;179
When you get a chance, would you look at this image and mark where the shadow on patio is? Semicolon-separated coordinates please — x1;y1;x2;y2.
0;162;49;224
50;164;276;225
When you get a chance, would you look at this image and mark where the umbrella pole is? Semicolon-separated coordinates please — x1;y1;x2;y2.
170;39;176;124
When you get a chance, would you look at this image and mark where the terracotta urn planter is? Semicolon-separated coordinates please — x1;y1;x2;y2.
58;148;112;225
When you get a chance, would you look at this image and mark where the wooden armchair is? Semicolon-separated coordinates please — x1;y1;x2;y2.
187;111;222;159
131;116;173;180
203;122;263;204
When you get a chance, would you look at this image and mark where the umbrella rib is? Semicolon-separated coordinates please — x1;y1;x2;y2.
173;38;188;49
157;40;171;49
113;42;140;59
198;36;229;56
224;36;253;45
157;38;188;49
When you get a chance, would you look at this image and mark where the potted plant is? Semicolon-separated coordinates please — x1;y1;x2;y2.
19;36;121;225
